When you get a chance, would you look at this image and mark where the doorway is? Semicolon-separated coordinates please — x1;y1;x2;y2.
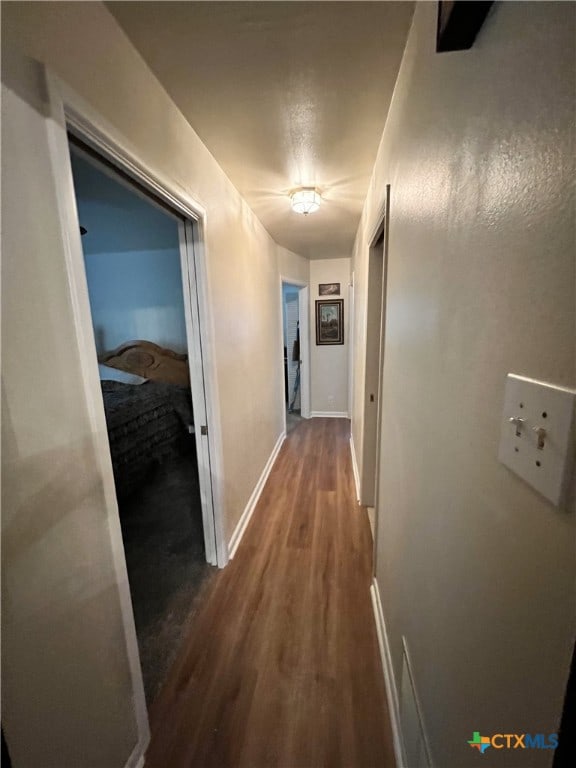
68;140;218;705
280;278;310;433
360;187;391;548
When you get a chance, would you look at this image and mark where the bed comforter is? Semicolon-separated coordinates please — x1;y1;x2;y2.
101;380;194;498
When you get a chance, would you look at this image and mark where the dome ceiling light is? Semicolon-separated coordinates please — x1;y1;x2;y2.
290;187;322;215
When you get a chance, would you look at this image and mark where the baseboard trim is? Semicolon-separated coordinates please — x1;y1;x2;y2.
349;434;360;502
124;738;147;768
310;411;349;418
370;578;407;768
401;637;435;768
228;430;286;559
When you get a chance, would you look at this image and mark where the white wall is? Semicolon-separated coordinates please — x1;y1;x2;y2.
1;3;305;765
352;3;575;767
310;258;350;415
278;247;309;286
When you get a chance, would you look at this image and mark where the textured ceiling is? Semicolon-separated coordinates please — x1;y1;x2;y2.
109;1;414;259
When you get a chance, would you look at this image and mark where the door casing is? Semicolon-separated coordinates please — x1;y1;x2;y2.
371;186;391;574
279;275;311;432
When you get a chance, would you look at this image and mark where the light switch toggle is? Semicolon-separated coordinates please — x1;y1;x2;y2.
498;373;576;508
508;416;525;437
532;426;547;450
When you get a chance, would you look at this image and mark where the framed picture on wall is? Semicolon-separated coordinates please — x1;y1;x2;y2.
318;282;340;296
315;299;344;345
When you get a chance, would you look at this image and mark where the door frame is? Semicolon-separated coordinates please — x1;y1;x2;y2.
68;139;222;569
360;218;386;508
348;273;355;426
279;276;310;432
43;71;226;765
369;185;391;573
179;220;220;565
57;83;226;567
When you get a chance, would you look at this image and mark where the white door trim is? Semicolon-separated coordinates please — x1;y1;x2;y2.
178;221;216;565
182;218;228;567
298;285;311;420
371;185;392;574
360;220;385;508
348;274;355;425
279;276;311;432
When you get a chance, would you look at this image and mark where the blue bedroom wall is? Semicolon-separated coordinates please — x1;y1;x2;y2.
282;283;299;341
70;152;187;354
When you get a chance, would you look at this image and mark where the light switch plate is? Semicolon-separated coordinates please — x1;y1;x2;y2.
498;374;575;507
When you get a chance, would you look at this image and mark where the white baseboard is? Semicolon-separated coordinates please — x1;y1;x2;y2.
228;430;286;559
370;578;407;768
310;411;349;418
349;434;360;502
124;739;147;768
401;637;434;768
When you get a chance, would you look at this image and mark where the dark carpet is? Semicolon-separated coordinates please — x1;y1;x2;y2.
118;449;214;705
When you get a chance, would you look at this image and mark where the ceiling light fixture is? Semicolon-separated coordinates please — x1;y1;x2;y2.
290;187;321;215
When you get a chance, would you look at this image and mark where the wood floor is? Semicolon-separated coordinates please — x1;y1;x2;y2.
146;418;395;768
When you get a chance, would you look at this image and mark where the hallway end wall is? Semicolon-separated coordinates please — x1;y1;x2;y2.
352;3;575;766
310;258;351;415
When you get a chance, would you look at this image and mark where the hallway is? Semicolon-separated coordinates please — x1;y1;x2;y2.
146;418;395;768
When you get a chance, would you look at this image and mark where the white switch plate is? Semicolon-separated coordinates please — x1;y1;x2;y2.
499;374;575;507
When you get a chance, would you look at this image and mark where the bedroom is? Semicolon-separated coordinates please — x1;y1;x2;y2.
69;145;213;705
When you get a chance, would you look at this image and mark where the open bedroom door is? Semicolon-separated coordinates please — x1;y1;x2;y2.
66;140;223;705
178;218;218;563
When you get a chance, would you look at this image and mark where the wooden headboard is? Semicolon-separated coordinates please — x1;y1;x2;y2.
99;340;190;387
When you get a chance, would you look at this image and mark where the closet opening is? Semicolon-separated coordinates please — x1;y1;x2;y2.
68;138;216;706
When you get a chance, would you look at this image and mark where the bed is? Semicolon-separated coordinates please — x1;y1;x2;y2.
98;341;195;499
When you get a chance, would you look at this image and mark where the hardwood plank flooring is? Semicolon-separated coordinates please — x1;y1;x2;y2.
146;418;395;768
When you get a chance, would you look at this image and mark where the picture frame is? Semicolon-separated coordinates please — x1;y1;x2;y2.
436;1;493;53
318;282;340;296
315;299;344;345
